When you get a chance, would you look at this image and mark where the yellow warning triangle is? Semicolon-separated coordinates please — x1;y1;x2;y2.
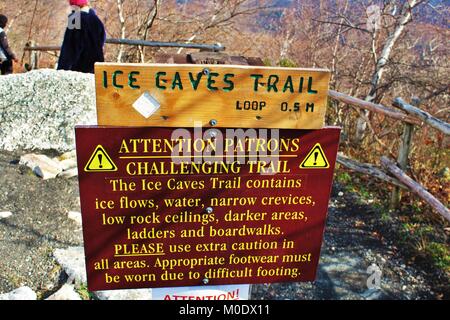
84;145;118;172
300;143;329;169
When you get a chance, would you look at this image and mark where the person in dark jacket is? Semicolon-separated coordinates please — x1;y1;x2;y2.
0;14;19;75
58;0;106;73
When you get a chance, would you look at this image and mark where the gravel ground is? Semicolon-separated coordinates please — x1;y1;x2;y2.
0;149;447;300
0;150;83;298
252;185;440;300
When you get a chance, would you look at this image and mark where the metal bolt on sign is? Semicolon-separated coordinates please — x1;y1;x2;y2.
202;68;210;76
202;278;210;285
208;130;218;138
205;207;214;214
209;119;218;126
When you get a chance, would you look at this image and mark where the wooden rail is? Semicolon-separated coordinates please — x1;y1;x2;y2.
22;39;225;70
381;157;450;222
337;155;407;189
329;90;449;219
23;38;225;52
328;90;421;125
393;97;450;135
23;45;61;51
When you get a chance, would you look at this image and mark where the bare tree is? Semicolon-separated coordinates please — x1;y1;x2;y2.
330;0;349;84
137;0;161;62
116;0;126;62
355;0;428;142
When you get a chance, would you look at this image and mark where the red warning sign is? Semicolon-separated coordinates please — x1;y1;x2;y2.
75;126;340;291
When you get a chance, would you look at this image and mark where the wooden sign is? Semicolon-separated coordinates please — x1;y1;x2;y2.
95;63;330;129
75;126;340;291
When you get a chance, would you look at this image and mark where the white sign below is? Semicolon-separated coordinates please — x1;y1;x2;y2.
152;284;250;301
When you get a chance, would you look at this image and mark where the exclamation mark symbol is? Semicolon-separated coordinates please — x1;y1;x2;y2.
313;152;318;166
98;154;103;168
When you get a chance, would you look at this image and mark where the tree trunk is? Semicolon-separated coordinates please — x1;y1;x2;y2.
330;0;349;85
117;0;126;63
138;0;160;63
354;0;421;142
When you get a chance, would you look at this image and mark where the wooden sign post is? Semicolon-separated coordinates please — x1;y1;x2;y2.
95;63;330;129
75;62;339;296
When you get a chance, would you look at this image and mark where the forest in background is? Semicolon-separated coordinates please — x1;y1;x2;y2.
0;0;449;275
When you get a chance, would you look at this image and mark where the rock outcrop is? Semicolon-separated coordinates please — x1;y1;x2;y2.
0;69;96;152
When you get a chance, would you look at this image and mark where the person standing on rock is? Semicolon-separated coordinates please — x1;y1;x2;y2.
0;14;19;75
57;0;106;74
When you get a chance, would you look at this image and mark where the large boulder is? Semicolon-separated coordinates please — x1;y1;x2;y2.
0;69;96;152
45;284;82;300
53;246;87;284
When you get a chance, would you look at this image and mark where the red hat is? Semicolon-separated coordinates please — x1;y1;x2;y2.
70;0;89;6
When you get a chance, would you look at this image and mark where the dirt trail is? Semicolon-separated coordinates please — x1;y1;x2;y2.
253;184;443;299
